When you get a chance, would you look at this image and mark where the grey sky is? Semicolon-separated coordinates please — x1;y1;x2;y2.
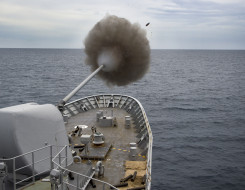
0;0;244;49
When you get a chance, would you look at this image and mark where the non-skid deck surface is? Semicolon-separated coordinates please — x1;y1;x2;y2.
65;107;146;189
80;143;112;160
21;105;148;190
21;178;51;190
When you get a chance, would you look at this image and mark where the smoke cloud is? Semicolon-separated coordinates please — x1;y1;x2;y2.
84;15;150;86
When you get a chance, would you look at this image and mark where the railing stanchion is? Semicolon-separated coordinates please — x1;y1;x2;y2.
60;168;64;190
13;159;16;190
65;146;68;167
59;153;61;166
76;173;79;190
50;145;53;170
32;152;35;183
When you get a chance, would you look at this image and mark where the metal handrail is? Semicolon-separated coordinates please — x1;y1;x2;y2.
0;145;53;161
52;145;119;190
15;156;50;172
0;145;57;190
130;96;153;189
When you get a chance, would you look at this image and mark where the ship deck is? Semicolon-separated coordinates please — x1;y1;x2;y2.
22;107;146;190
20;94;152;190
65;107;146;189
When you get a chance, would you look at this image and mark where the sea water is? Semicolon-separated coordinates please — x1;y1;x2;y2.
0;49;245;190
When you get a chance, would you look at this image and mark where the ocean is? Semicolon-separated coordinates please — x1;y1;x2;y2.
0;49;245;189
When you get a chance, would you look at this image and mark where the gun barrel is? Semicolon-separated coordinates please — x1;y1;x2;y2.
62;65;104;104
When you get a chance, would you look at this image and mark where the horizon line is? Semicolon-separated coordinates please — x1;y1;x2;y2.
0;47;245;51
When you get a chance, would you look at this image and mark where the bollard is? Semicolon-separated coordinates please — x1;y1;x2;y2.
125;116;131;128
130;147;137;158
130;142;137;147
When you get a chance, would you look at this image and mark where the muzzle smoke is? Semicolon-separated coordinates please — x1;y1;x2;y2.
84;15;150;86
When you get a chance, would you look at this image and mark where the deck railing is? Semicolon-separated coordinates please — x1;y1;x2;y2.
64;94;153;189
141;105;153;189
0;145;55;190
0;144;119;190
130;96;153;190
52;145;119;190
